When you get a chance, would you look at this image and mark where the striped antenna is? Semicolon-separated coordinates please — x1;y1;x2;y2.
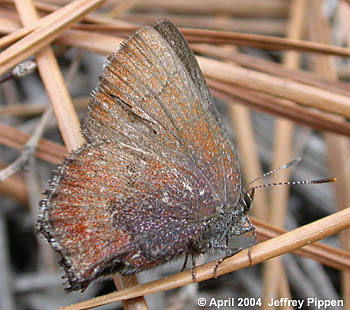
247;177;336;193
245;157;336;193
245;157;302;189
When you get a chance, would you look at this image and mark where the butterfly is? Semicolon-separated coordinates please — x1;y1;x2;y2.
37;19;254;292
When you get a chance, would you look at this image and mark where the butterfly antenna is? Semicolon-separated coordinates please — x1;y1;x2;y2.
247;177;336;193
245;157;302;189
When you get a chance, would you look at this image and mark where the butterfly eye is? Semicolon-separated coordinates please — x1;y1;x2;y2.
242;188;255;214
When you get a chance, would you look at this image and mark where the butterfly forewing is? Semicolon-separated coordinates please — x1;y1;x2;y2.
84;20;241;207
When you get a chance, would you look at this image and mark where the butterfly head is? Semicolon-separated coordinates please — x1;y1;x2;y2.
240;187;255;215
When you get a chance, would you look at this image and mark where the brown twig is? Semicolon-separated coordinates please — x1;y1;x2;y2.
198;56;350;118
75;24;350;56
0;122;67;164
191;43;350;97
0;96;88;117
0;0;106;75
0;60;36;83
0;106;52;182
209;81;350;137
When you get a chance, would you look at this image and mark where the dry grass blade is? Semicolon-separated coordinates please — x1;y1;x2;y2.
0;0;132;49
130;0;289;16
59;208;350;310
0;107;52;182
0;122;66;164
0;0;105;75
76;24;350;56
123;13;287;35
57;29;122;55
0;1;86;49
198;56;350;118
209;81;350;137
192;43;350;97
1;0;133;25
0;9;20;34
252;218;350;271
182;27;350;56
0;96;88;117
14;0;85;151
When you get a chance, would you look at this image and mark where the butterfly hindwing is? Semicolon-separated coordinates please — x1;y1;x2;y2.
38;140;221;291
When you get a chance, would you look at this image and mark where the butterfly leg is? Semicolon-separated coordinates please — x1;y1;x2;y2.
246;217;257;265
211;216;256;278
191;255;198;282
231;217;257;265
213;247;242;278
181;252;189;272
